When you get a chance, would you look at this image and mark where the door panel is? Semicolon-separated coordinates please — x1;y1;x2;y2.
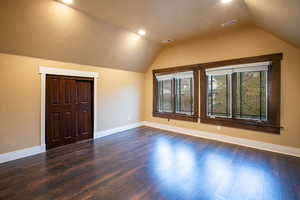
49;112;61;142
78;110;88;133
49;78;60;105
62;111;73;139
76;80;93;140
78;82;89;103
46;75;93;149
62;79;74;105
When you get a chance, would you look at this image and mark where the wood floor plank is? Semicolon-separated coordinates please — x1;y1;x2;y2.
0;126;299;200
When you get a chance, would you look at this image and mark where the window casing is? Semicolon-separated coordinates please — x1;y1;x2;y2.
206;62;269;121
153;68;199;122
200;53;282;134
152;53;282;133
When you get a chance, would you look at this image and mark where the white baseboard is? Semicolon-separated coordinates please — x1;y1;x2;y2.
0;122;143;164
0;145;46;164
2;121;299;164
94;122;143;139
142;121;300;157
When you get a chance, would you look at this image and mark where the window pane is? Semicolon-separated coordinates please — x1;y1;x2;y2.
207;75;231;117
157;79;172;113
175;77;193;115
234;71;267;120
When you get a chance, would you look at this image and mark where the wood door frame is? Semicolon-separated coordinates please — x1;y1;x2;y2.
39;66;99;149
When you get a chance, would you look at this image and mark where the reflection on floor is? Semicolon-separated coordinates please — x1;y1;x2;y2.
0;126;299;200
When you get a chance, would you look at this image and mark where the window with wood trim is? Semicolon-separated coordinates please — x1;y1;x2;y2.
200;53;282;134
153;67;199;122
206;62;268;120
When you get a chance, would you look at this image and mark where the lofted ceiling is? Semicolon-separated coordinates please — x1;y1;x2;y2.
0;0;161;72
67;0;253;42
66;0;300;47
245;0;300;48
0;0;299;73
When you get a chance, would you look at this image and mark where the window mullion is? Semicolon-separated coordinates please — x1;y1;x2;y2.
210;76;213;116
157;81;160;112
226;75;228;117
190;77;193;115
179;79;181;113
172;78;176;114
161;81;164;112
230;74;233;118
259;71;262;120
240;72;243;118
231;73;236;119
265;71;268;120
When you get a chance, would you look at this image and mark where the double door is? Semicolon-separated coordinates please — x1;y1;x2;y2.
46;75;93;149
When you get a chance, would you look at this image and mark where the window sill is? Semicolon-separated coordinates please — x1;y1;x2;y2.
200;117;280;134
153;112;198;122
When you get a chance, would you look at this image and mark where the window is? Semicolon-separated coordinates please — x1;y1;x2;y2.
207;74;232;118
152;53;282;133
175;75;194;115
206;62;268;120
200;53;282;134
153;68;199;122
157;79;173;113
234;71;267;120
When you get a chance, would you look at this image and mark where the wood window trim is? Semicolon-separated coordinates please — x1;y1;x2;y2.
152;66;199;122
200;53;283;134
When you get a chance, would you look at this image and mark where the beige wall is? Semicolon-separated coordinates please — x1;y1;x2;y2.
0;0;161;72
0;53;145;154
144;25;300;148
1;25;300;155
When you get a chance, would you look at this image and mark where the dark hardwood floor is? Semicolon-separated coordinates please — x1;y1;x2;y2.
1;126;300;200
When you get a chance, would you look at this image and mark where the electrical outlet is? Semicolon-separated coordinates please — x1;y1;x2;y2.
127;115;131;121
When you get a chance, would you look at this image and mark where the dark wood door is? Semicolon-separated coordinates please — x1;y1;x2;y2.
75;80;93;141
46;75;93;149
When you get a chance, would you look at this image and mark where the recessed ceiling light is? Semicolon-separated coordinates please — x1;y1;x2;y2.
221;19;238;27
138;29;146;36
161;39;174;44
62;0;73;5
221;0;232;4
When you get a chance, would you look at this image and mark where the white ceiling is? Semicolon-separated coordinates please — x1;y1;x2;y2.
65;0;300;47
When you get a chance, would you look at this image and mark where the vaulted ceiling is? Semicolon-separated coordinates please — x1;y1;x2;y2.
0;0;299;72
0;0;161;72
68;0;252;42
67;0;300;48
245;0;300;48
